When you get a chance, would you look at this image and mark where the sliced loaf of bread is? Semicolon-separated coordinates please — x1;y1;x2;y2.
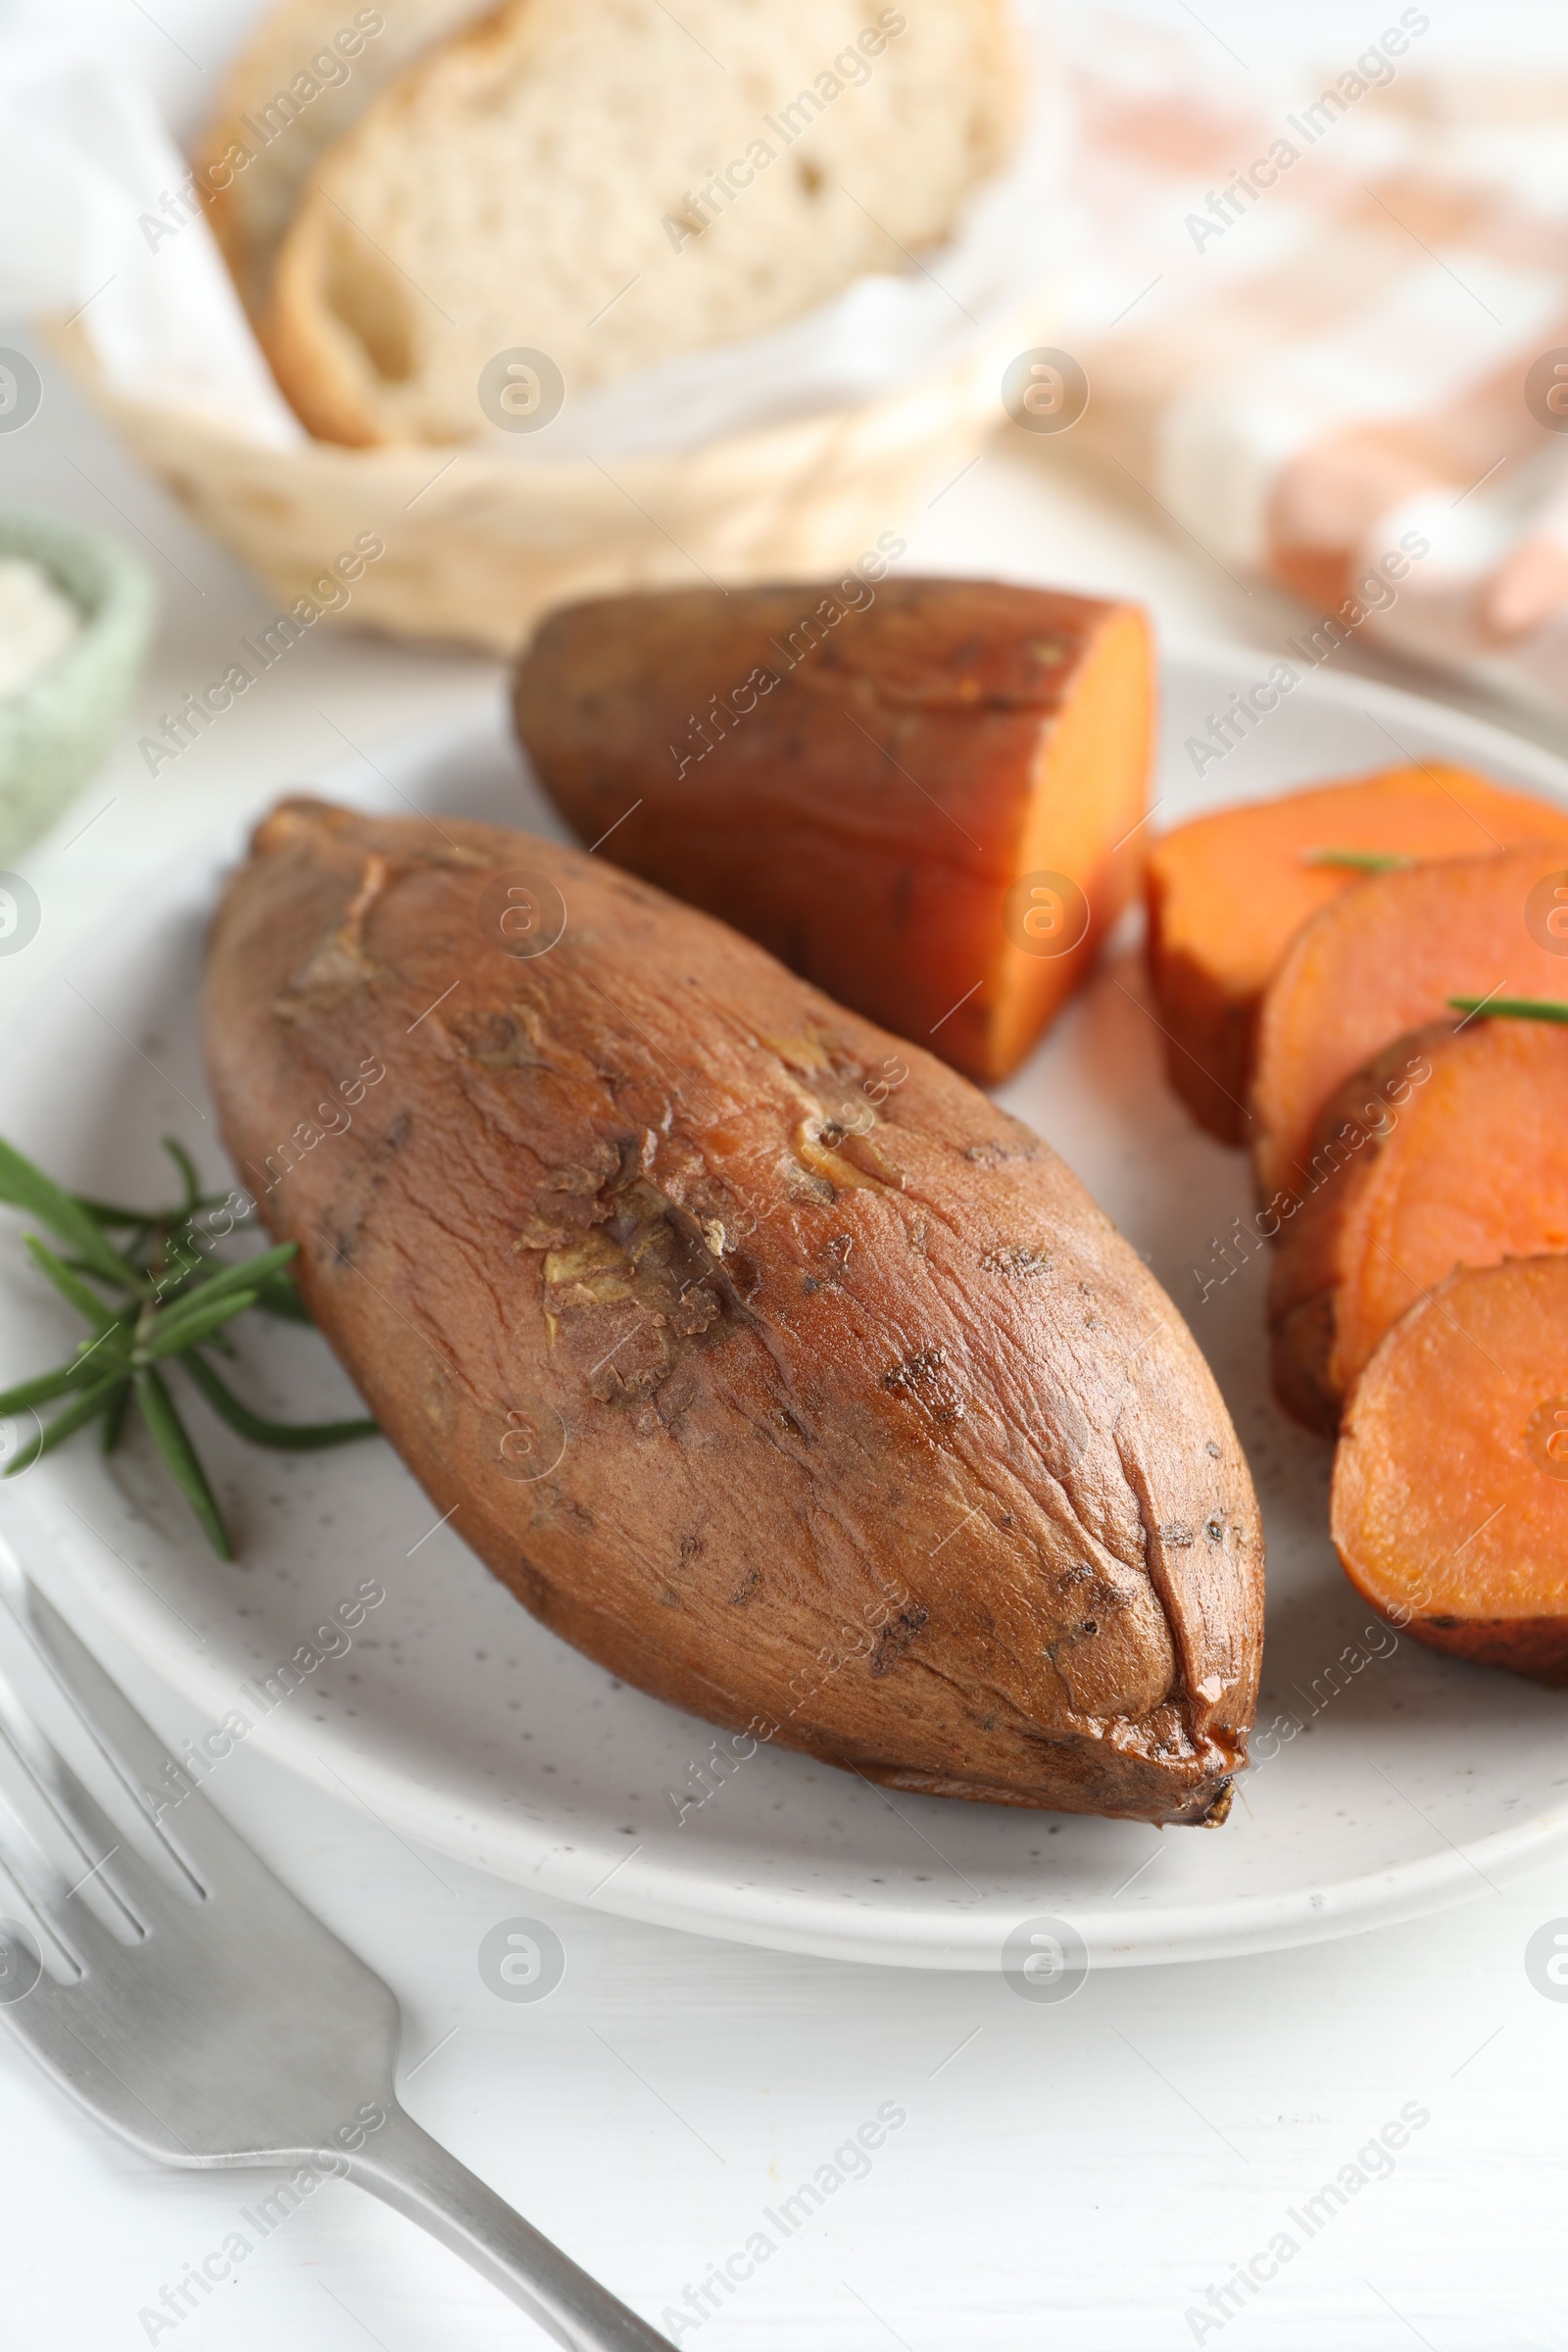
195;0;481;319
264;0;1022;445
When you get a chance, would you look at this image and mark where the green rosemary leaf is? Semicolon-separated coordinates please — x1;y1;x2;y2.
100;1380;132;1454
1301;848;1414;873
144;1236;210;1308
182;1350;379;1449
138;1289;260;1363
0;1361;90;1417
161;1135;202;1216
1449;995;1568;1025
0;1134;352;1549
3;1374;124;1477
71;1199;155;1229
141;1240;235;1316
24;1237;123;1331
251;1267;312;1323
0;1139;134;1283
133;1368;232;1559
72;1308;137;1378
171;1242;297;1317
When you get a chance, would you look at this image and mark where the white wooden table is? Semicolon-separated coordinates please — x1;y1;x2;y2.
6;4;1568;2335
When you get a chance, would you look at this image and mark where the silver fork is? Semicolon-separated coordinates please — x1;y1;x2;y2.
0;1539;671;2350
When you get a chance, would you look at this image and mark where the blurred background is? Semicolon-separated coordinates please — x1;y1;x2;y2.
6;0;1568;829
8;0;1568;824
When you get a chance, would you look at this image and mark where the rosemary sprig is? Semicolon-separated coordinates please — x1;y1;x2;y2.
1449;996;1568;1025
1301;848;1415;873
0;1134;378;1557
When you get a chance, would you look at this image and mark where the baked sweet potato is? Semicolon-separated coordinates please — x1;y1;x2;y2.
1146;766;1568;1144
1251;845;1568;1203
203;798;1262;1824
1331;1254;1568;1683
513;577;1153;1087
1268;1014;1568;1431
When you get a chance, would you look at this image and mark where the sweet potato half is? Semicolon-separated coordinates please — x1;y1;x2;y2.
1146;767;1568;1144
203;799;1262;1824
1252;845;1568;1203
1268;1014;1568;1431
1332;1255;1568;1683
513;578;1153;1087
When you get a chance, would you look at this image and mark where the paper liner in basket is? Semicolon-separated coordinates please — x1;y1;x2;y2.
55;317;1041;656
7;28;1062;654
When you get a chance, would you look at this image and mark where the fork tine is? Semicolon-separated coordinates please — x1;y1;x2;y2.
0;1782;130;1980
0;1564;250;1895
0;1554;180;1802
0;1784;73;1934
0;1838;208;2168
0;1674;151;1941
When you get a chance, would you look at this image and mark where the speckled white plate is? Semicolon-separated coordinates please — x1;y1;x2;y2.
3;649;1568;1970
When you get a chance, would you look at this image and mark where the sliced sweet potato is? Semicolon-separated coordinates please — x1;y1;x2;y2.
513;578;1153;1086
1331;1254;1568;1683
1252;845;1568;1203
1269;1014;1568;1431
203;798;1263;1824
1146;766;1568;1144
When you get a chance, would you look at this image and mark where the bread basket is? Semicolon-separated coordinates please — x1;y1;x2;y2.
61;319;1033;657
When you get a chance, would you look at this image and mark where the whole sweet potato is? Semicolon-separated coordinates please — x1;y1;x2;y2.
203;799;1262;1824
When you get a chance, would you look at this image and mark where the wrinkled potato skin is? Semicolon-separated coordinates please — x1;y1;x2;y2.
204;801;1262;1824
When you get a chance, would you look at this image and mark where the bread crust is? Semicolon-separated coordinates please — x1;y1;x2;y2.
193;0;482;320
262;0;1026;445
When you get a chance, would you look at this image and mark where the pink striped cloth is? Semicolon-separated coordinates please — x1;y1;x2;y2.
1043;10;1568;713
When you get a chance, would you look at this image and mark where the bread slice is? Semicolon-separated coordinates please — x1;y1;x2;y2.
194;0;481;319
264;0;1023;446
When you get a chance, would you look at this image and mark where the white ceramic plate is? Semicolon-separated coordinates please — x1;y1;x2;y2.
3;648;1567;1972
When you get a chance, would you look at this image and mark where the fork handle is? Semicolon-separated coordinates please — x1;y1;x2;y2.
345;2100;673;2350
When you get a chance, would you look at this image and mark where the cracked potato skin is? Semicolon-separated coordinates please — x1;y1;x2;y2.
203;800;1262;1823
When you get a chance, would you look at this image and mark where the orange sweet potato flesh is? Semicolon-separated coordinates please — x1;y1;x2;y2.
1332;1255;1568;1683
513;579;1152;1087
203;798;1262;1824
1252;845;1568;1204
1146;767;1568;1144
1269;1017;1568;1432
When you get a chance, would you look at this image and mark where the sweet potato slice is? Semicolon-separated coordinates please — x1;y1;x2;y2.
1146;767;1568;1143
1269;1015;1568;1431
1252;845;1568;1203
1331;1255;1568;1683
513;578;1152;1086
203;798;1262;1824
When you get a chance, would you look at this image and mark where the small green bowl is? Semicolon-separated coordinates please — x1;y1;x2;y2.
0;509;157;862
